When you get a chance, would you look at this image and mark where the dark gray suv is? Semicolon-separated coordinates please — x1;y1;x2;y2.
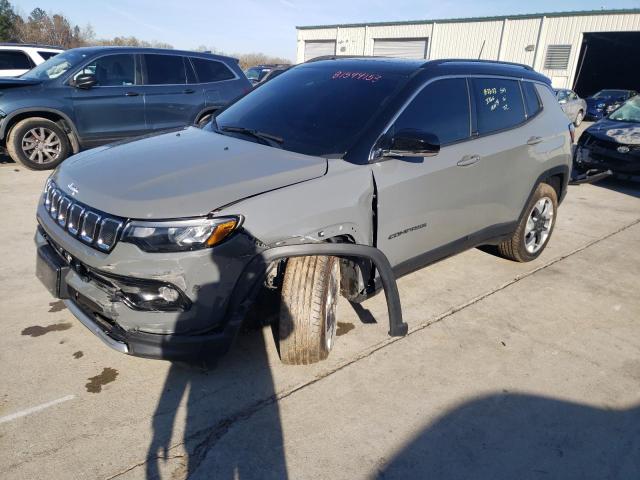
35;58;572;365
0;47;251;169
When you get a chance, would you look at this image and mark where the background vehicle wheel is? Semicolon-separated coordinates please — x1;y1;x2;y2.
574;110;584;127
278;255;339;365
196;113;214;128
7;117;71;170
497;183;558;262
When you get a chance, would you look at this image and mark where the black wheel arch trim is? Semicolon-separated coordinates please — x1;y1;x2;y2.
225;243;407;340
518;165;570;224
1;107;80;149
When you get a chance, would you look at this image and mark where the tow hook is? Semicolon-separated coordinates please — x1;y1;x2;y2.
569;168;612;185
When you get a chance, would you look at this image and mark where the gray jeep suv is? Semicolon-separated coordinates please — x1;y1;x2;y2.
35;58;572;365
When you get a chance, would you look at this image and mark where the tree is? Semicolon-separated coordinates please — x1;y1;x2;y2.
0;0;18;41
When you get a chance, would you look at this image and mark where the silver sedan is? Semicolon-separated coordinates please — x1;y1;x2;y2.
555;88;588;126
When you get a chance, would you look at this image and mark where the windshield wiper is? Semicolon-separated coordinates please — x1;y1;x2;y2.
219;126;284;147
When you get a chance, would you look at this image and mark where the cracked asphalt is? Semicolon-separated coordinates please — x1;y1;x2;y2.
1;148;639;479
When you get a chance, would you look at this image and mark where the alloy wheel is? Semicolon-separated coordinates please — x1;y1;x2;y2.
524;196;554;254
21;127;62;165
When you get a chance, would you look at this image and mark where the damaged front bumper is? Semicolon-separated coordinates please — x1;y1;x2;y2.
35;201;260;361
35;204;408;362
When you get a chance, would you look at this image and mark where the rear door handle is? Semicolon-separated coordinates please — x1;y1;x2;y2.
124;91;139;97
457;154;480;167
527;136;543;145
183;89;195;94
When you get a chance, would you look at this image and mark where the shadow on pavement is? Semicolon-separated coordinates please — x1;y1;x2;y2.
591;176;640;199
146;238;289;479
379;393;640;479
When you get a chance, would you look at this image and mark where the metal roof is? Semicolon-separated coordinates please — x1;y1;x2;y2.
296;8;640;30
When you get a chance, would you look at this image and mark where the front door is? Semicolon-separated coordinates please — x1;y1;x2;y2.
374;78;479;270
71;53;146;145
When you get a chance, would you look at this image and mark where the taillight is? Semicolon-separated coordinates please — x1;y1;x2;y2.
569;123;576;144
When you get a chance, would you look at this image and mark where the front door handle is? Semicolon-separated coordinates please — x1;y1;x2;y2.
183;88;195;94
457;154;480;167
124;91;139;97
527;136;543;145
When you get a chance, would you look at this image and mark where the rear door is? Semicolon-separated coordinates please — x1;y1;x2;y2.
190;57;243;109
464;77;539;226
141;53;204;130
71;53;147;144
374;78;480;269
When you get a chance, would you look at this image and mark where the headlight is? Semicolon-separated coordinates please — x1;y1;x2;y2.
596;103;605;108
121;216;241;252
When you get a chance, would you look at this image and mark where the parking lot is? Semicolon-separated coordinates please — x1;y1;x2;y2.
0;115;639;479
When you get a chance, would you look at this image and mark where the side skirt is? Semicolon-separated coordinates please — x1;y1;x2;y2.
373;221;517;290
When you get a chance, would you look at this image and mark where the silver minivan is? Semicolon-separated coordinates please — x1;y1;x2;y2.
35;58;572;365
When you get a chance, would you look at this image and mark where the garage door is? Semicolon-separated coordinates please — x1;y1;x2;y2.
373;38;428;59
304;40;336;61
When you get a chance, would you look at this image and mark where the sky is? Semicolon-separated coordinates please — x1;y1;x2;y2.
15;0;640;61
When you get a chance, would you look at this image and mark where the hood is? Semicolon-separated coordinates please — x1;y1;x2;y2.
0;77;42;89
53;127;327;219
586;118;640;145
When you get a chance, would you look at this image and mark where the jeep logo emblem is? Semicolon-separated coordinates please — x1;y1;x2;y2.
617;146;630;154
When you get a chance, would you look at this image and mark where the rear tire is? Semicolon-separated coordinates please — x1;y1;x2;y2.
278;256;339;365
497;183;558;262
7;117;71;170
196;113;214;128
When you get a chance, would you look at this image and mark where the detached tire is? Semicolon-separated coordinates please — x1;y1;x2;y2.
279;256;339;365
7;117;71;170
497;182;558;262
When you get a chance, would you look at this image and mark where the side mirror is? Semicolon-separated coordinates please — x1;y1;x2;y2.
381;129;440;158
74;73;97;89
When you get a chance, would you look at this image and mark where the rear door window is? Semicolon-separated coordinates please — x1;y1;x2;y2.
0;50;33;70
391;78;471;145
472;78;526;135
75;54;136;86
522;82;542;118
191;58;235;83
144;54;187;85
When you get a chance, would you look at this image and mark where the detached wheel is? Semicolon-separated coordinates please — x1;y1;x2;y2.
497;183;558;262
7;117;71;170
574;110;584;127
278;256;339;365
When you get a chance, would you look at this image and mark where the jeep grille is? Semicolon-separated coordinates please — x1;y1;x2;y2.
44;181;124;252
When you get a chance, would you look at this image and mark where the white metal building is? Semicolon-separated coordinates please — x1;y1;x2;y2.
296;9;640;96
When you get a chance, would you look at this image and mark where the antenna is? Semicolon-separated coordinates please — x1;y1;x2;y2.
478;40;486;59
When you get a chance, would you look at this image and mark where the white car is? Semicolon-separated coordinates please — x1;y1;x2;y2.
0;44;64;77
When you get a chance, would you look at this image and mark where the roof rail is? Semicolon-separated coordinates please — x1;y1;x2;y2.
0;42;65;49
304;55;381;63
425;58;533;70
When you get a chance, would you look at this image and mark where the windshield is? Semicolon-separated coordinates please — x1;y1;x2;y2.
215;65;407;157
608;96;640;123
21;50;89;80
593;89;628;99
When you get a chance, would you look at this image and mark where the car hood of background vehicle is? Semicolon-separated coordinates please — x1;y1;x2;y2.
0;77;42;88
586;97;615;107
53;127;328;219
586;118;640;145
